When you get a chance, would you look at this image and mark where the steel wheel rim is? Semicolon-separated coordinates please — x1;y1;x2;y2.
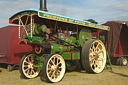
46;54;65;82
89;40;106;73
22;54;40;78
123;58;127;65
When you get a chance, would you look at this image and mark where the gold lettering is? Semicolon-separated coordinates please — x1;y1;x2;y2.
47;15;49;18
43;14;47;17
64;19;67;22
69;19;74;23
89;23;95;27
53;16;56;20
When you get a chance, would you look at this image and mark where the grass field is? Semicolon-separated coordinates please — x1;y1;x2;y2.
0;64;128;85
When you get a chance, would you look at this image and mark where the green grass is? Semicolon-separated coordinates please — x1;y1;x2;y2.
0;65;128;85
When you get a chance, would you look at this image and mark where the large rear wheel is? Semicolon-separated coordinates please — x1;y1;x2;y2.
81;39;106;73
19;53;40;78
42;54;66;83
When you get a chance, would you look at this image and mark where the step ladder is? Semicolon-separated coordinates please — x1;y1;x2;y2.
106;51;112;70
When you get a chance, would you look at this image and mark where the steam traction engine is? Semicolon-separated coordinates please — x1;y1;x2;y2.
9;9;110;82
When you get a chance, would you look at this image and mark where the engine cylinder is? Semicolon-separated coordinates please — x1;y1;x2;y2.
34;41;75;55
34;41;51;55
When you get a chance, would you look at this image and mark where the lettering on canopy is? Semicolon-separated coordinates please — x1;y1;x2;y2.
38;12;110;31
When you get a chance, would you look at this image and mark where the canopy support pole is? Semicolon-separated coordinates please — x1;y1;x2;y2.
31;15;33;38
19;17;21;40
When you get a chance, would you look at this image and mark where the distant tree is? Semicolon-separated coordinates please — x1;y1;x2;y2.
85;19;98;24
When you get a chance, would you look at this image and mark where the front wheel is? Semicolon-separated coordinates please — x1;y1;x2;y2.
41;54;66;83
81;39;106;73
19;53;40;79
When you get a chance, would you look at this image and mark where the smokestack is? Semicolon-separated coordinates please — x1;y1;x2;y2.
40;0;48;11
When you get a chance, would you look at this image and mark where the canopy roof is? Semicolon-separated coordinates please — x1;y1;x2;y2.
9;9;110;31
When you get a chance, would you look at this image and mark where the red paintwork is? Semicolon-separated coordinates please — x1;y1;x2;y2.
114;39;123;57
91;31;98;39
18;39;28;45
9;19;12;24
114;27;128;57
0;25;33;65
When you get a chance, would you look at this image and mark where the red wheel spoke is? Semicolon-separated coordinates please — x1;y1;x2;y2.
24;60;29;64
90;57;95;62
57;62;61;66
53;57;55;63
51;71;55;78
30;69;33;75
32;69;35;74
25;68;29;72
95;43;100;50
27;69;30;75
48;70;52;74
31;56;33;63
24;65;28;67
50;60;55;65
27;57;30;62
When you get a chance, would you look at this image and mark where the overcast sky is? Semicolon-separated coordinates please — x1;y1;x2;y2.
0;0;128;28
